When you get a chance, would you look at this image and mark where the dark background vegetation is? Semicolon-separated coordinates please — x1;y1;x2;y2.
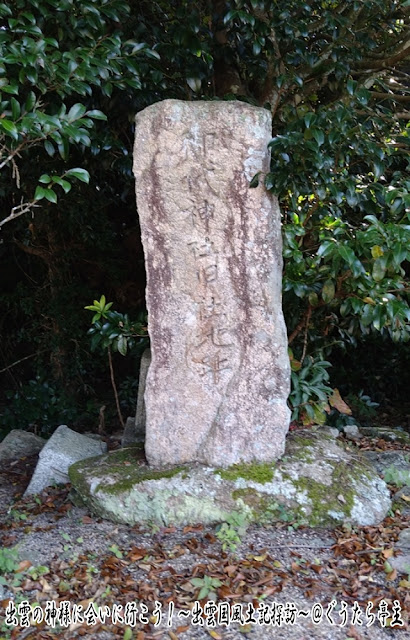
0;0;409;438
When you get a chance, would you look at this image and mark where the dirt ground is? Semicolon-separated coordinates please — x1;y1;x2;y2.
0;432;409;640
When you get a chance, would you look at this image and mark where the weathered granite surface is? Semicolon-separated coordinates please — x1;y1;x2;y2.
24;425;107;496
0;430;45;464
121;348;150;447
133;99;290;468
69;430;391;528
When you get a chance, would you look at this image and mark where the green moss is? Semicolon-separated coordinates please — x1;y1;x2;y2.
287;458;371;526
232;487;259;503
288;475;341;525
99;465;186;495
231;488;302;525
69;448;186;498
215;461;274;484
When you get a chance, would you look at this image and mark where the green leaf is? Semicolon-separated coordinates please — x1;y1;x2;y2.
1;83;19;95
0;3;12;16
317;241;336;258
0;119;18;140
390;198;403;215
25;91;36;111
44;140;55;156
372;257;386;282
39;174;52;184
264;173;274;190
67;103;87;121
186;77;201;93
44;189;57;203
322;280;335;303
312;129;324;146
58;138;69;160
198;586;209;600
11;98;20;120
392;243;407;267
347;78;356;95
338;245;356;265
52;177;72;194
190;578;205;587
34;186;47;201
64;168;90;183
123;629;133;640
86;110;107;120
117;335;127;356
373;161;384;180
253;41;261;55
249;172;261;188
224;9;238;23
304;113;315;128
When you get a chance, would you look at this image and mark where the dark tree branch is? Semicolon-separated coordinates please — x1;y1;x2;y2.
370;92;410;103
355;44;410;70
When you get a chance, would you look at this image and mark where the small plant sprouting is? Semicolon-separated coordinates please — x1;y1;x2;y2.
28;565;50;581
109;544;123;559
215;510;249;552
189;575;223;601
0;547;19;575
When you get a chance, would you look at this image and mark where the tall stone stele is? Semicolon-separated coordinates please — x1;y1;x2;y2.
133;100;290;468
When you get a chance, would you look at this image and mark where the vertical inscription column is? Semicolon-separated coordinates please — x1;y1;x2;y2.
134;100;290;468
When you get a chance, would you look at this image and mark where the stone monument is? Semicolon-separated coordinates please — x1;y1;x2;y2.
133;100;290;468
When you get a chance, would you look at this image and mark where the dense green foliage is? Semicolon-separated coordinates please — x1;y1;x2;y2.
0;0;409;433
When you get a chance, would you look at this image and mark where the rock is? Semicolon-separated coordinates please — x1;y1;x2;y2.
360;425;410;446
392;531;410;577
396;528;410;550
316;426;340;438
390;555;410;576
362;450;410;484
24;425;107;496
121;417;139;448
133;99;290;468
394;486;410;516
121;348;150;447
69;430;391;528
0;430;45;464
343;424;361;439
135;347;150;436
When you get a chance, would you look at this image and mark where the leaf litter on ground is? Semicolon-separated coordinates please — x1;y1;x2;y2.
0;434;409;639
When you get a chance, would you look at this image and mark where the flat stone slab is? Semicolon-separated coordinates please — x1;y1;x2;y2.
69;430;391;528
0;430;45;464
25;425;107;496
133;99;290;468
361;450;410;481
360;426;410;446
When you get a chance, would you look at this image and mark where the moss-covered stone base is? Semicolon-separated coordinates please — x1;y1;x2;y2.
68;430;391;528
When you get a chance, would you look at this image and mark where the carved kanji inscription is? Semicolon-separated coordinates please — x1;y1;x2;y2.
134;99;290;467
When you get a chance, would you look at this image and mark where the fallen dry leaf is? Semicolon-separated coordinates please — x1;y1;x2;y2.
16;560;32;573
81;516;94;524
386;568;398;581
329;388;352;414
